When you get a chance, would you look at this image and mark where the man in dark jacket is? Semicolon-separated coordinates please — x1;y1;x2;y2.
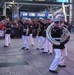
4;21;11;47
49;18;70;73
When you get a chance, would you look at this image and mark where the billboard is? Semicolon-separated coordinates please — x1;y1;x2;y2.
20;12;47;18
20;12;28;17
20;11;53;19
28;12;36;17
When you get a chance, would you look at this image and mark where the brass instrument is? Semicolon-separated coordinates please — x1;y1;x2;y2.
46;3;70;45
37;23;41;36
46;22;70;45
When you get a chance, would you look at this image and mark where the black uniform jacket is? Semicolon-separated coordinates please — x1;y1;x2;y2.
22;23;30;36
51;26;69;49
5;23;11;34
38;21;45;36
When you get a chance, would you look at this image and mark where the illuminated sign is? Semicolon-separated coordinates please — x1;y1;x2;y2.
28;13;35;16
56;0;69;2
20;12;48;18
37;13;45;17
23;12;28;16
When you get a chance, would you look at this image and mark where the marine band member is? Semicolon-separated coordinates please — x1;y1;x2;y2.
21;18;30;50
35;18;45;50
4;21;11;47
49;18;70;73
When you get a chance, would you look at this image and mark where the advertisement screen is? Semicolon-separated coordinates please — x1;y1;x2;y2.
20;11;53;19
28;12;36;17
56;0;69;2
20;12;28;17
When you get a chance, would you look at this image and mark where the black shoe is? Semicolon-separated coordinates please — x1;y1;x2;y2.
49;52;53;55
21;47;25;49
58;65;66;67
42;52;48;54
49;70;58;73
4;45;8;47
26;48;29;50
36;48;39;50
41;48;44;50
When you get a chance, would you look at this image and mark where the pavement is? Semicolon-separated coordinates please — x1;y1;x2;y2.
0;33;74;75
